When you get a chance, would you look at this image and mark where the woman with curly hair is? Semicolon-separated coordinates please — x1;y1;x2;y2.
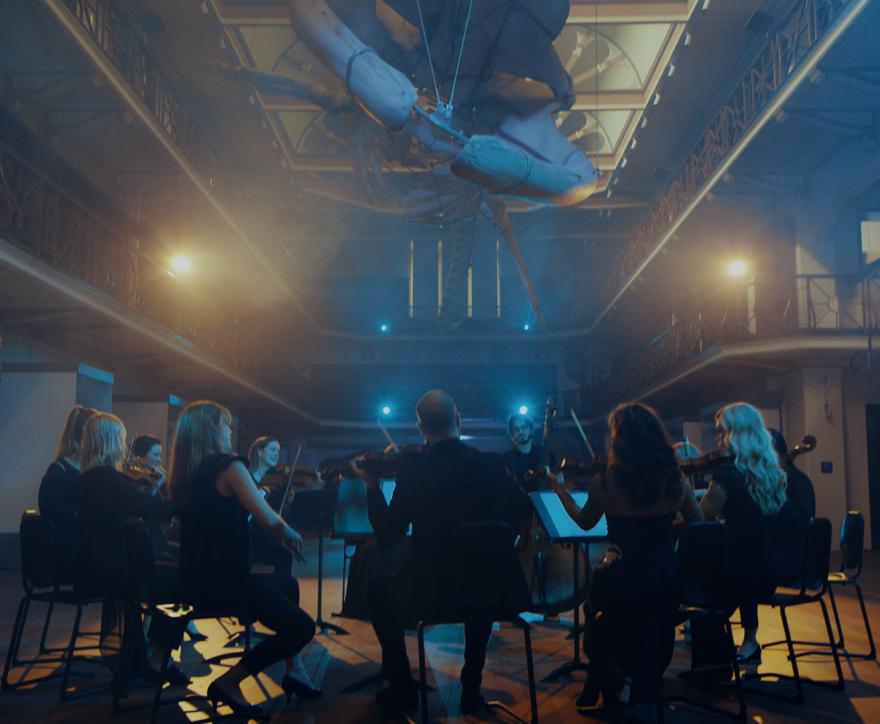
700;402;789;664
554;402;702;710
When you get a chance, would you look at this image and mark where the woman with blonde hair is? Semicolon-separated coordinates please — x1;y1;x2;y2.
171;401;316;715
700;402;788;664
75;413;183;684
38;405;97;580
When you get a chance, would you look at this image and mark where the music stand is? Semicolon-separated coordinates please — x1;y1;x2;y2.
287;488;348;636
528;490;608;682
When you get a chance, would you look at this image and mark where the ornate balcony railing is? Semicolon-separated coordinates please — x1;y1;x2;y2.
596;0;859;327
586;268;880;412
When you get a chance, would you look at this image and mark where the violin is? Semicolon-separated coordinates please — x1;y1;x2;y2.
122;460;167;496
353;444;425;479
259;464;322;489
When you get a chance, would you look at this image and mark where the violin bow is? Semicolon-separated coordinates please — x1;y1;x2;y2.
280;444;305;563
569;407;596;460
377;418;400;453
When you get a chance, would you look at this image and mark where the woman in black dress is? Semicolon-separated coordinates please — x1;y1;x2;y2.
38;405;97;581
248;435;294;575
553;402;703;710
170;401;317;715
700;402;789;663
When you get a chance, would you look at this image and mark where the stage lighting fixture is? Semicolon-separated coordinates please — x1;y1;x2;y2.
727;259;748;278
170;254;192;274
523;323;530;331
380;323;389;333
518;405;529;416
381;405;391;416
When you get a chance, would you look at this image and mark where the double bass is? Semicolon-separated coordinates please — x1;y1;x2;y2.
516;398;584;615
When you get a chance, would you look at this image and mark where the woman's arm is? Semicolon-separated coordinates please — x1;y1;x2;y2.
679;479;705;523
218;461;303;553
700;479;727;520
552;475;604;532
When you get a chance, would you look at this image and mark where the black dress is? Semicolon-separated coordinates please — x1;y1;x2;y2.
178;453;314;676
38;459;80;582
585;477;678;703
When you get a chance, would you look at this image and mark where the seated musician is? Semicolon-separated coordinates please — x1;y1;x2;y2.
247;435;295;575
502;412;557;492
129;434;168;498
74;413;187;685
552;402;703;709
170;401;317;715
38;405;97;581
699;403;789;665
354;389;532;712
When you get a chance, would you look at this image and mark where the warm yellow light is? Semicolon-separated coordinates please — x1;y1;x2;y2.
170;254;193;274
727;259;748;278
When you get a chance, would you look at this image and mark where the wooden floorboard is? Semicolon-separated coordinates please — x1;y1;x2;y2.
1;540;878;722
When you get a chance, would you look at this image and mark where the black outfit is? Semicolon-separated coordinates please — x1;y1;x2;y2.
249;483;294;575
178;453;314;675
38;459;80;582
502;445;557;493
785;464;816;519
585;476;679;702
366;439;532;691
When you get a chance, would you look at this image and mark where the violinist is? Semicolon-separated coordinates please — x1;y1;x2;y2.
673;440;708;492
551;402;702;710
354;390;532;713
248;435;296;575
38;405;97;581
128;434;168;498
697;403;789;666
503;412;557;492
170;402;318;714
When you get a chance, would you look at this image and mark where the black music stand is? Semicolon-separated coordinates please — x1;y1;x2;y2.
528;490;608;683
288;488;348;636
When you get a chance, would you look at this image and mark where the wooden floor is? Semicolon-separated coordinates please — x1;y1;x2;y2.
1;540;878;723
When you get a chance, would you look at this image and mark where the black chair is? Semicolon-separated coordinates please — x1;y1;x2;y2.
669;521;746;720
752;517;844;704
415;522;538;724
117;517;254;724
2;510;106;695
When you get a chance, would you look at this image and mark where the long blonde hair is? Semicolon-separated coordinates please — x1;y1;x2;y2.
715;403;787;514
55;405;98;462
169;400;232;510
248;435;278;476
80;413;127;472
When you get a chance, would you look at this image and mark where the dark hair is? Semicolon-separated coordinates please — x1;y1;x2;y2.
507;413;534;436
131;434;161;459
607;402;682;509
768;428;788;459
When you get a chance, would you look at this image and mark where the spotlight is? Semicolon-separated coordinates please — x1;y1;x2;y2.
170;254;192;274
380;323;390;333
523;323;530;331
727;259;748;278
518;405;529;416
381;405;391;416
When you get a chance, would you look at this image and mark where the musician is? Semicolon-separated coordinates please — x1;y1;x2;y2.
248;435;294;575
38;405;97;581
354;390;532;713
770;429;816;519
673;440;708;491
553;402;702;709
129;434;168;497
502;412;557;492
699;403;788;664
170;401;317;715
74;413;187;685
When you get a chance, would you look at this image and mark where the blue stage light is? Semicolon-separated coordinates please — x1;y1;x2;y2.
523;323;530;331
380;323;390;333
381;405;391;416
518;405;528;415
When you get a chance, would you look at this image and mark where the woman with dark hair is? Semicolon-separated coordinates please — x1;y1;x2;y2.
247;435;294;575
553;402;702;709
170;401;317;714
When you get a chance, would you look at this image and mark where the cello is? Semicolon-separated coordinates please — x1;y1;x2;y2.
516;398;584;615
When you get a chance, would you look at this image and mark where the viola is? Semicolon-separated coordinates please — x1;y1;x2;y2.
354;444;425;479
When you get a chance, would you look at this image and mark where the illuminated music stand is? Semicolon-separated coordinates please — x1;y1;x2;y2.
528;490;608;683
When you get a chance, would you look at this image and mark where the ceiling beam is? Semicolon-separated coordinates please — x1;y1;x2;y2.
210;0;694;26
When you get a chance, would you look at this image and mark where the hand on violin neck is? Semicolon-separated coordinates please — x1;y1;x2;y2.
350;456;380;488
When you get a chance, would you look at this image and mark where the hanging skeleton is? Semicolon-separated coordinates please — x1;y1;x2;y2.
217;0;601;328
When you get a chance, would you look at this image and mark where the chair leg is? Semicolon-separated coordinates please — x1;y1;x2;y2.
38;601;56;655
2;597;30;690
150;645;172;724
725;620;747;721
59;604;84;701
417;622;429;724
817;598;845;691
854;582;877;660
826;584;845;649
521;624;539;724
780;606;804;705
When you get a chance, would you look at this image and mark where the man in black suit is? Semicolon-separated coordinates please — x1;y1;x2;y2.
356;390;531;712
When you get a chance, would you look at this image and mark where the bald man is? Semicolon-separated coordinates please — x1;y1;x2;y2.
354;390;531;713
